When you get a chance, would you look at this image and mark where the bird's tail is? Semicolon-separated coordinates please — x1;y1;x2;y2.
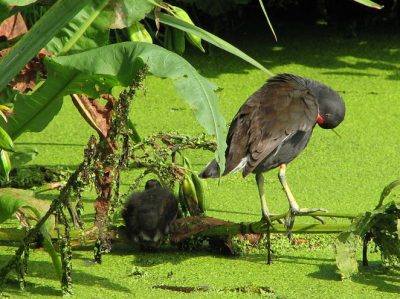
198;160;221;178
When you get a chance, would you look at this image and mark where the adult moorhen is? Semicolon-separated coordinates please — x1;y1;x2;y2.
199;73;345;235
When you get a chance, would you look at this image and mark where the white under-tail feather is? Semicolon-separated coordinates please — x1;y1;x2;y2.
228;154;250;174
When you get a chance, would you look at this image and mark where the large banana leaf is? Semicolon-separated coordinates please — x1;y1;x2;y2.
0;42;227;168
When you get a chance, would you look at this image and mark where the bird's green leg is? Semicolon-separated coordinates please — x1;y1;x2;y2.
255;173;283;226
256;173;272;226
278;164;328;236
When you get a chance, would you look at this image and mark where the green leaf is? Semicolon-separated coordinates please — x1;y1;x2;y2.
376;179;400;209
126;119;141;143
369;201;400;268
0;149;11;180
0;86;18;104
0;192;27;224
168;5;205;52
42;235;62;282
258;0;277;41
0;0;92;92
0;1;9;24
0;188;54;231
126;21;153;43
147;12;273;77
0;187;61;281
335;231;359;279
45;0;110;56
0;125;14;151
0;91;64;140
9;145;38;168
353;0;383;9
102;0;162;29
3;0;38;5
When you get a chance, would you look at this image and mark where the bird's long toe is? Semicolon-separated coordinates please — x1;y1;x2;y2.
310;215;326;224
285;206;331;237
292;207;329;214
300;207;330;223
261;211;284;225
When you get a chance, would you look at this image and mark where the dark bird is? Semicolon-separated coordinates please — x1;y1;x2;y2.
122;180;180;243
199;73;345;234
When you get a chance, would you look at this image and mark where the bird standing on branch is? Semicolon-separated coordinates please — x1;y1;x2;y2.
199;73;345;236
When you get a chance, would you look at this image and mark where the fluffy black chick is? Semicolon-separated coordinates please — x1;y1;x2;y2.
122;180;180;243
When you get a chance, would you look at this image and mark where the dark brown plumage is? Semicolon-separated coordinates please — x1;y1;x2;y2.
122;180;180;243
199;73;345;234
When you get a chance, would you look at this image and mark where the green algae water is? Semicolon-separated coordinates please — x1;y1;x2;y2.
2;20;400;298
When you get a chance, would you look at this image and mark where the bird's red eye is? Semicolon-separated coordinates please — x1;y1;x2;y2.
326;113;332;118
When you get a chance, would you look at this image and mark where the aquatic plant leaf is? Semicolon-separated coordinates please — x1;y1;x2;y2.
370;202;400;268
336;231;359;279
376;179;400;209
336;200;400;278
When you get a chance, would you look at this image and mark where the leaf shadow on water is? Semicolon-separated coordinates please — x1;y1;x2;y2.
110;243;213;268
0;253;133;296
1;278;62;297
239;252;400;295
350;263;400;295
308;261;400;295
71;269;132;294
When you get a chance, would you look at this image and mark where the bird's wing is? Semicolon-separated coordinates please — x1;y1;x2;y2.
224;74;319;176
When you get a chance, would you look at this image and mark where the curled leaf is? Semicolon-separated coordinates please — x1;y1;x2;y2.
0;126;14;152
0;149;11;180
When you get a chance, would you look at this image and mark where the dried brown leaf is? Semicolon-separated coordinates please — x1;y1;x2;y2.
0;13;28;41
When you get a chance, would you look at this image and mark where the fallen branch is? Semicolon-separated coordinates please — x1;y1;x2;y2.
0;213;355;247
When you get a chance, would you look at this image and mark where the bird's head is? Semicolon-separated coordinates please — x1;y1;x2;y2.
312;84;345;129
145;180;162;190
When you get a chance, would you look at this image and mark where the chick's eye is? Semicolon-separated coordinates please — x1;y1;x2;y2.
325;113;332;118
